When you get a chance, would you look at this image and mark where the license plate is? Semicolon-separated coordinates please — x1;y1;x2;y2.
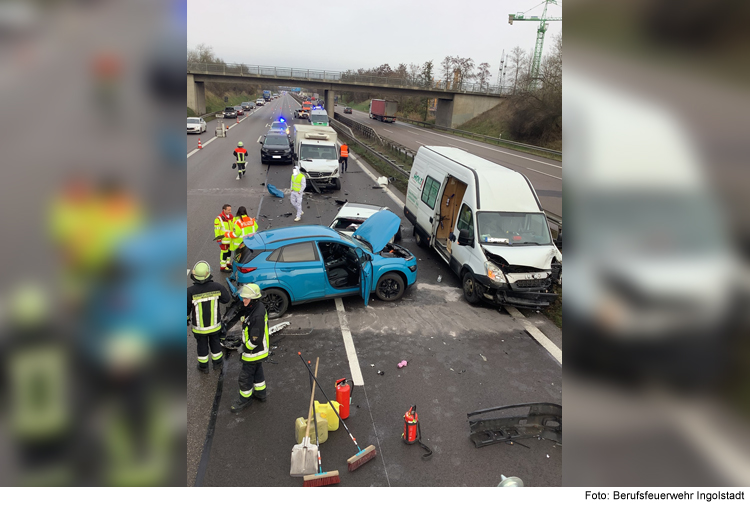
272;155;281;159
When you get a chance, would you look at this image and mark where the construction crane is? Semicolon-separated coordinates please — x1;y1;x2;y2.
508;0;561;89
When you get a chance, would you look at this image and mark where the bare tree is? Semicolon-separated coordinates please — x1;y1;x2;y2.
476;62;492;91
187;43;224;64
508;46;527;95
439;55;454;89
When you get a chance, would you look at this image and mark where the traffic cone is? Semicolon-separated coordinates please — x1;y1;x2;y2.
198;138;202;149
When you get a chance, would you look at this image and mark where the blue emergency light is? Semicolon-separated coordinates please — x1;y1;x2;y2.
279;117;285;123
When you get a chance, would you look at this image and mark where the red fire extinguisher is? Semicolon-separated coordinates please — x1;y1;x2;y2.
402;406;433;459
402;406;419;444
335;378;351;419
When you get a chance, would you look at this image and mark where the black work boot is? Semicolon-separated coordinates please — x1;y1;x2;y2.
196;364;209;375
230;396;253;413
255;390;268;403
212;359;224;370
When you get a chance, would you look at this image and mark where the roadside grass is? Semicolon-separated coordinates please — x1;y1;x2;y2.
347;100;371;113
187;107;196;117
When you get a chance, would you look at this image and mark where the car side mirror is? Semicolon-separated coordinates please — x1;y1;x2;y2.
458;229;473;247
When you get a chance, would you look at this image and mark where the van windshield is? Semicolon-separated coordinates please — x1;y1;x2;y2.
300;144;337;160
310;114;328;124
476;212;551;245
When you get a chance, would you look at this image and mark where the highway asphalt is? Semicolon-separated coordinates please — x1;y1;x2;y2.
186;93;562;487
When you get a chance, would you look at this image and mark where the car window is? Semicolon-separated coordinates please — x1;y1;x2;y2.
279;242;318;263
421;176;441;209
267;248;281;262
265;135;290;146
456;204;474;235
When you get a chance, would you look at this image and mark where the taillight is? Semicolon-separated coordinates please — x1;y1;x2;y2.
238;267;256;274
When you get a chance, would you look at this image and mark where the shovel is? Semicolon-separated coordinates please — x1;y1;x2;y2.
290;357;319;477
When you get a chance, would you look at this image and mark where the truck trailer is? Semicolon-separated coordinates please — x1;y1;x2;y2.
263;90;271;101
369;99;398;123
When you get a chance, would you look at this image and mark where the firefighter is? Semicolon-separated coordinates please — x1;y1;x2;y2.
339;142;349;172
233;141;247;180
290;167;306;222
229;206;258;256
214;204;234;272
230;283;269;413
187;261;230;373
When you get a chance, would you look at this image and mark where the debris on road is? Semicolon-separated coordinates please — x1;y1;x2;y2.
480;354;487;361
397;360;408;368
267;183;284;198
437;275;442;283
377;370;384;376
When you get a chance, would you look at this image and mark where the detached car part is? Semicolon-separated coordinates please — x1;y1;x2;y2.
467;402;561;448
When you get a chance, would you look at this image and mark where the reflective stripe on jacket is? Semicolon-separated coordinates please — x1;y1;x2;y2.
340;144;348;157
233;148;247;163
230;215;258;251
241;303;269;362
214;214;233;245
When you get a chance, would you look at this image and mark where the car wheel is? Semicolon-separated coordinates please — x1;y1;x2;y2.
375;273;405;302
261;288;289;319
332;178;341;190
414;227;427;248
462;272;482;304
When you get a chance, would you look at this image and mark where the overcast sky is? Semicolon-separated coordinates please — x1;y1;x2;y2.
187;0;562;84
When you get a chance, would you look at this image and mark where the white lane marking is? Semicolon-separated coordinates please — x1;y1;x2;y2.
350;154;404;209
382;129;393;133
526;167;562;180
407;130;420;135
187;136;218;158
406;125;562;169
187;269;190;276
414;141;425;146
505;306;562;365
334;297;364;386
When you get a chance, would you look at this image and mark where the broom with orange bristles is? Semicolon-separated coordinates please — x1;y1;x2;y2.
299;353;377;472
303;360;340;487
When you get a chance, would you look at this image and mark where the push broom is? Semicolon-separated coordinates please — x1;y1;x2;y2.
303;360;340;487
290;358;319;477
298;353;377;472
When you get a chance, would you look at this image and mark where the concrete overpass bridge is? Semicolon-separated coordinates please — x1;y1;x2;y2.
187;62;510;127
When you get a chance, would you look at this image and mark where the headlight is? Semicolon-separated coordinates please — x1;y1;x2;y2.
485;262;506;284
408;265;417;272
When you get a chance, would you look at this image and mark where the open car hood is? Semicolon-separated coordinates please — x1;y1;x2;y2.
352;210;400;253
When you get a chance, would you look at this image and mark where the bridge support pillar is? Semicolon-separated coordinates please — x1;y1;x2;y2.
324;89;335;113
436;94;504;128
187;74;206;115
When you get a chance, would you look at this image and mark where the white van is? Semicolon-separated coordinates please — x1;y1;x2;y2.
404;146;561;308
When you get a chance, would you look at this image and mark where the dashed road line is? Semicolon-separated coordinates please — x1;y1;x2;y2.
334;297;364;386
382;129;393;133
526;167;562;180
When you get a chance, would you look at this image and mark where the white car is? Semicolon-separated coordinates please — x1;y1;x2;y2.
187;117;206;134
329;202;402;243
256;99;265;106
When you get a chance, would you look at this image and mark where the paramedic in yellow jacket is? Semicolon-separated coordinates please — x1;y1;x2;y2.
214;204;233;272
229;206;258;255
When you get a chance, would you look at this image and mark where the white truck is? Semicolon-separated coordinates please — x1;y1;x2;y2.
292;125;341;191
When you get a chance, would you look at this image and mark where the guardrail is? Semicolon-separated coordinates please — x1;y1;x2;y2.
329;118;411;179
188;61;511;96
398;118;561;158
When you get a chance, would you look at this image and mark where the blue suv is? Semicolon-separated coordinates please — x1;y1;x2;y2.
227;211;417;318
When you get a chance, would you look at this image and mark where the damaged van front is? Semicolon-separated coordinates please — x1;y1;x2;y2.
471;211;561;308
